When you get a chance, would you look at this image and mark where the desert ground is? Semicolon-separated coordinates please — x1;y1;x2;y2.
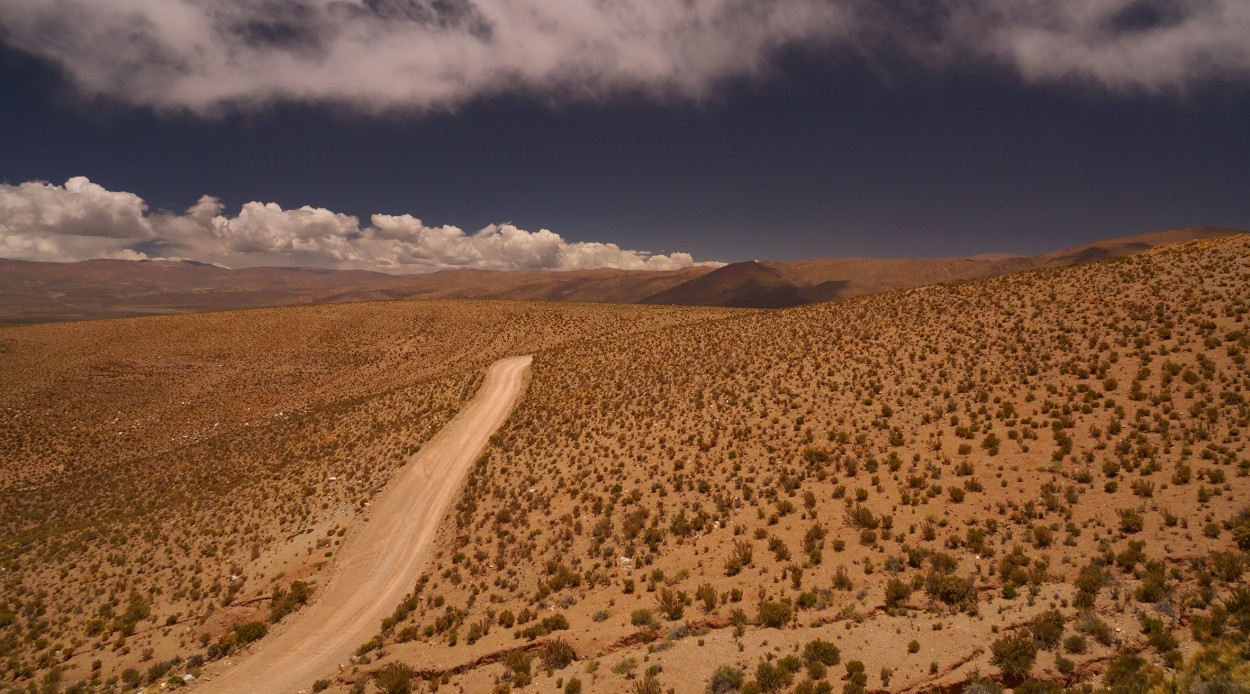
2;235;1249;694
200;356;532;693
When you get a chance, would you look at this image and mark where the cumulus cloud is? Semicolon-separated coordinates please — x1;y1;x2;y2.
209;201;363;259
0;177;154;262
364;215;696;270
0;177;714;271
0;1;1244;116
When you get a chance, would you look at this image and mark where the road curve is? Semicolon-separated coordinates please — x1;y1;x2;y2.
198;355;533;694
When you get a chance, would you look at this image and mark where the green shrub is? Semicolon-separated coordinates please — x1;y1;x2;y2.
270;580;312;622
1118;509;1144;534
218;621;267;655
884;578;912;613
990;630;1038;681
659;588;686;620
632;673;663;694
515;613;569;640
631;609;657;628
1105;652;1153;693
697;583;718;613
504;650;533;687
1028;610;1064;650
803;639;841;667
755;659;795;692
374;663;415;694
542;638;577;670
757;600;792;629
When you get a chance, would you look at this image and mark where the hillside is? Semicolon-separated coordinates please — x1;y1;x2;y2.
1;227;1241;322
344;234;1250;693
0;260;714;323
0;301;738;690
646;226;1243;308
0;235;1248;694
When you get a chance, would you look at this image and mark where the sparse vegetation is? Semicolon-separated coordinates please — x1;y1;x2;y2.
4;236;1250;690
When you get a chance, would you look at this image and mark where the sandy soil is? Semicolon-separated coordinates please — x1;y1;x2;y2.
195;355;532;694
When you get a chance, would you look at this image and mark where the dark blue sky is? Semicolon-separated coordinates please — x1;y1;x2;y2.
2;41;1248;263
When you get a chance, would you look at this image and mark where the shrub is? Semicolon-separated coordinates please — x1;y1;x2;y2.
270;580;312;622
632;673;663;694
356;636;383;657
504;650;533;687
1056;656;1076;676
725;540;754;576
757;600;792;629
884;578;912;613
515;613;569;640
833;566;853;591
708;665;745;694
803;639;841;667
631;609;658;628
844;660;868;692
754;660;794;693
374;663;415;694
926;573;976;607
1118;509;1144;534
990;630;1038;681
659;588;685;620
1142;617;1178;652
218;621;267;655
1076;611;1115;646
1231;508;1250;550
1104;652;1153;693
697;583;718;613
542;638;577;670
1028;610;1065;650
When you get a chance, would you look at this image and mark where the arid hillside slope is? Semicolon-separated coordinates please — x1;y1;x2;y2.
2;226;1241;322
351;235;1250;694
645;226;1244;308
0;301;738;689
1;236;1248;694
0;260;716;324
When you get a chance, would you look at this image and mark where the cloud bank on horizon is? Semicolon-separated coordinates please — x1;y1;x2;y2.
0;0;1247;115
0;177;711;271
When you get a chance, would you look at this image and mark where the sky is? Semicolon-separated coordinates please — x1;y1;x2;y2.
1;0;1249;273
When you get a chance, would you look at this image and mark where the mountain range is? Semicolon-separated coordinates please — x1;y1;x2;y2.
0;225;1242;322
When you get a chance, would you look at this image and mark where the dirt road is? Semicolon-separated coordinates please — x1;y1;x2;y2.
198;355;532;693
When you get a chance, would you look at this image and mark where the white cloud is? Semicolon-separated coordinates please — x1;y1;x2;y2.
0;177;154;262
0;1;1245;116
364;214;699;271
210;201;363;259
0;0;847;114
940;1;1250;92
367;215;564;270
0;177;715;271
